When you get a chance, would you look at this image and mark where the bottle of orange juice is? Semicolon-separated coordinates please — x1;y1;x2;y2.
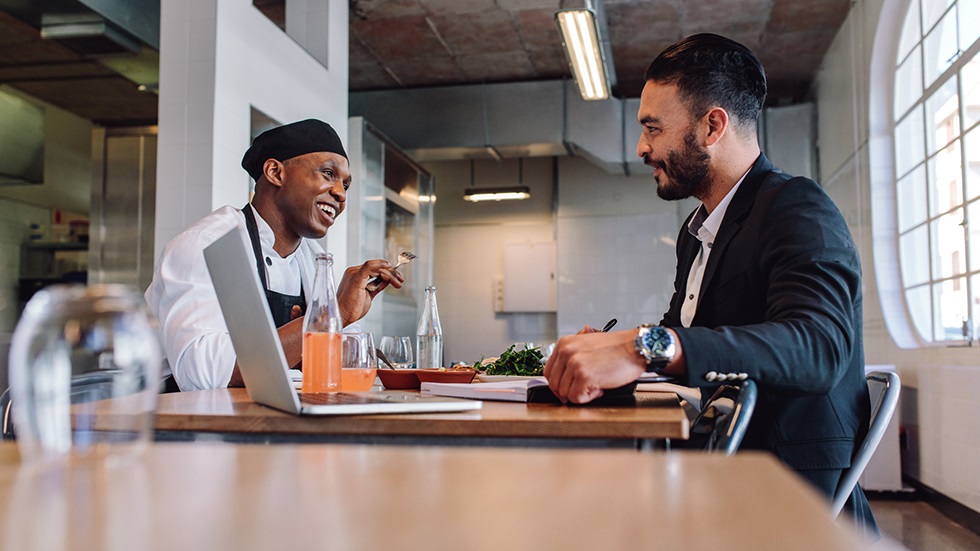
302;253;343;393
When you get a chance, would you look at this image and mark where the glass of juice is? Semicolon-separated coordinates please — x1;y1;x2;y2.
340;333;378;392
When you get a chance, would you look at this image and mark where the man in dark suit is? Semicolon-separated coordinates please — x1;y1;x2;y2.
543;33;876;534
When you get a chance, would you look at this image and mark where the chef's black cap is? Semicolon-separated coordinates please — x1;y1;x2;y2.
241;119;348;181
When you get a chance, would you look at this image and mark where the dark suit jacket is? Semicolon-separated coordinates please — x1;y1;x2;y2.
661;153;871;488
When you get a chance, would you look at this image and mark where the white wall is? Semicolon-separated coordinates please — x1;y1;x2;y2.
425;157;557;364
815;0;980;513
155;0;350;267
426;154;693;365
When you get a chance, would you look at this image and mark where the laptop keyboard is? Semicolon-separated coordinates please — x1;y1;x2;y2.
299;392;388;406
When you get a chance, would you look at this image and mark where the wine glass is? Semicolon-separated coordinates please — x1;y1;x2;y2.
8;284;163;464
380;336;414;369
340;333;378;392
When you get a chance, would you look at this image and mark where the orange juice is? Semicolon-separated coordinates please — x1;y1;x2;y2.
340;368;377;392
303;331;341;393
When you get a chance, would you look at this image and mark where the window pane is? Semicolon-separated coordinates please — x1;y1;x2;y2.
906;284;933;340
895;46;923;120
967;200;980;271
899;1;922;62
963;56;980;129
925;75;960;154
896;106;925;177
958;0;980;51
927;140;963;215
967;126;980;200
933;278;968;341
898;166;929;231
923;6;959;88
921;0;953;35
931;207;965;279
901;225;931;286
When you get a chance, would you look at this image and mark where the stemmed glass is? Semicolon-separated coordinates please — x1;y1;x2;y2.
380;336;414;369
340;333;378;392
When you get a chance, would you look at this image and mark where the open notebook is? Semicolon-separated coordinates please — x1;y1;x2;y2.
421;376;663;404
203;227;482;416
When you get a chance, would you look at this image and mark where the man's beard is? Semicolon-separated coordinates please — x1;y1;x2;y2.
652;128;711;201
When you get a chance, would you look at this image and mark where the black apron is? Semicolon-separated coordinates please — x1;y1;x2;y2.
160;206;308;394
242;204;307;327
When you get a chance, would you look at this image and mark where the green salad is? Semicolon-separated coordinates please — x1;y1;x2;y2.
474;344;544;377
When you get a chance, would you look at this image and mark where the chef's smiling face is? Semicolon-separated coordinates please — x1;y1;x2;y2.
279;151;350;240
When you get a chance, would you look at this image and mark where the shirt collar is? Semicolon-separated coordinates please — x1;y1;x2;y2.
249;205;289;259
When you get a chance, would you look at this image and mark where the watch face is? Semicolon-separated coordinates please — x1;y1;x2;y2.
644;327;673;358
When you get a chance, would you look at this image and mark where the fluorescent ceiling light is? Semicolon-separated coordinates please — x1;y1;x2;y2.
463;186;532;202
555;1;610;101
463;159;531;202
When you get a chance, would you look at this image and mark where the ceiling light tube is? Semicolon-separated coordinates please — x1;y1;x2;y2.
463;186;532;202
556;1;610;100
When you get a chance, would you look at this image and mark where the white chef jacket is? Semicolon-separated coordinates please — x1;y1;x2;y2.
144;205;323;391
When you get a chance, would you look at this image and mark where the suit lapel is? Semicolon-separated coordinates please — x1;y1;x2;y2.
695;154;775;313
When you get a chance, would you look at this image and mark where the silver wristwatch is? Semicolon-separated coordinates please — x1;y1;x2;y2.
633;325;676;372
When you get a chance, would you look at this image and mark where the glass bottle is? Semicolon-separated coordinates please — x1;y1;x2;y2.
302;253;343;393
416;285;443;369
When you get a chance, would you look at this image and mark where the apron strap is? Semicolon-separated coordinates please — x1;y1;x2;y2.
242;204;269;289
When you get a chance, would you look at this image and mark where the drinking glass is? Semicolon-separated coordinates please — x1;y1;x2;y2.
380;336;414;369
8;284;163;464
340;332;378;392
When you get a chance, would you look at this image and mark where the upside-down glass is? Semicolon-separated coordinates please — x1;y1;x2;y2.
340;333;378;391
8;284;163;464
379;336;413;369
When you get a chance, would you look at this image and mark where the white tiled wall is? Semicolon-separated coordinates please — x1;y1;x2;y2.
428;154;688;364
556;213;677;335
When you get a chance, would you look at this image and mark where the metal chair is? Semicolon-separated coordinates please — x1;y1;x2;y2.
1;387;14;440
689;379;757;455
831;371;901;516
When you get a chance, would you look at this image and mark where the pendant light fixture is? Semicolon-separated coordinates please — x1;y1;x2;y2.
463;159;531;202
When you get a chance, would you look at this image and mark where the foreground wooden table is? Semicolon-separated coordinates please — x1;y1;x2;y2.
141;388;688;447
0;443;863;550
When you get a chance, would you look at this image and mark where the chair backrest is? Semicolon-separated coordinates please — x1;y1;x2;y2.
0;387;13;440
690;379;757;456
831;370;901;516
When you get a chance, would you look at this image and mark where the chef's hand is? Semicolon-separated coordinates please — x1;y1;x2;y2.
543;329;646;404
336;259;405;325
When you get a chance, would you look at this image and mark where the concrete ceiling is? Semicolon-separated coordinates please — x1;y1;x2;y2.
0;0;851;128
347;0;852;103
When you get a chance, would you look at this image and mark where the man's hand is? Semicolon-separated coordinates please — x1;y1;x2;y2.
335;259;405;326
543;329;646;404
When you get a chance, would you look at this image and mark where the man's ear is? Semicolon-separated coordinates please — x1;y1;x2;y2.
703;107;729;146
262;159;285;188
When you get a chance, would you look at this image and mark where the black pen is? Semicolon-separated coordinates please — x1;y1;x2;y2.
600;318;618;332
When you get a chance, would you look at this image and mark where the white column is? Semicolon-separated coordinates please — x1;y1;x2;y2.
155;0;349;268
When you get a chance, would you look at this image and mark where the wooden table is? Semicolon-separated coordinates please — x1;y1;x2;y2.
0;443;865;550
141;388;688;447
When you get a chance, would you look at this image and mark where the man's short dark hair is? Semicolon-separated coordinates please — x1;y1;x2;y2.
644;33;767;131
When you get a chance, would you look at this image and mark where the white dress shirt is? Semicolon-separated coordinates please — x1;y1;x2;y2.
680;168;751;327
144;205;323;390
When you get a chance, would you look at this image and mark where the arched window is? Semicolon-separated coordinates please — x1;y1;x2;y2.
893;0;980;343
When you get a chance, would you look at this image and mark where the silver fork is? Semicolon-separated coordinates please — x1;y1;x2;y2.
366;252;416;291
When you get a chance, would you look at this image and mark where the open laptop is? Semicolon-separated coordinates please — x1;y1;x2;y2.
202;227;482;415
